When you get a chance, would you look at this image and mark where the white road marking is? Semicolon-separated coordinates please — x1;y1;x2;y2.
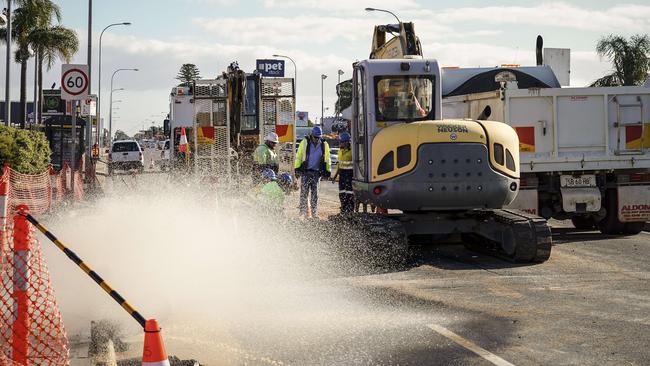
427;323;516;366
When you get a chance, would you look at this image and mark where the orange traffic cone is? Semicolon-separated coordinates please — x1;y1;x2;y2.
142;319;170;366
178;127;188;153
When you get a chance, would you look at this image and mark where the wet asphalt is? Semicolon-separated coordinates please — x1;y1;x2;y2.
75;162;650;365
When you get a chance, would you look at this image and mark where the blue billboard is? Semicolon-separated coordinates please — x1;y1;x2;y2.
257;59;285;77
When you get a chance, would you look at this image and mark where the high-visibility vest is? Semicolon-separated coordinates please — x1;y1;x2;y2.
338;148;352;170
253;144;278;166
258;181;285;207
294;138;331;173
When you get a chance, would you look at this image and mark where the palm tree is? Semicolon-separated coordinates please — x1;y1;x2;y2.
30;26;78;123
0;0;70;128
591;34;650;87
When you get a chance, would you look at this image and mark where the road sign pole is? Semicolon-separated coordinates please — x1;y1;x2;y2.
71;100;77;196
61;64;89;194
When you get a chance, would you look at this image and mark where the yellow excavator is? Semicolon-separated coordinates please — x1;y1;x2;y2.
339;21;551;262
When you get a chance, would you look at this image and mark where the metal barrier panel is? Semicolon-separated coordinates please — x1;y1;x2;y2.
193;79;230;180
260;78;296;167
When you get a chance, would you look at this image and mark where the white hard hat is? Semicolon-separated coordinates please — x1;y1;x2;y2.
265;132;279;143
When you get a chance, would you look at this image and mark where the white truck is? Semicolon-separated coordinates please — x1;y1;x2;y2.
443;70;650;234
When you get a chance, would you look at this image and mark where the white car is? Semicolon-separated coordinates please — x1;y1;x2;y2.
330;147;339;166
108;140;144;175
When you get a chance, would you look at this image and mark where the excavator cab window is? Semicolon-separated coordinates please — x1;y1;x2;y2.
241;77;259;132
375;75;433;122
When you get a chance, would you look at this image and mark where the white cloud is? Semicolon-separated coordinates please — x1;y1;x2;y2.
263;0;420;12
191;15;498;50
29;1;636;133
192;16;373;45
185;0;239;4
415;3;650;32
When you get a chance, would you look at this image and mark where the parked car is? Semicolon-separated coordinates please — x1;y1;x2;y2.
330;147;339;167
108;140;144;175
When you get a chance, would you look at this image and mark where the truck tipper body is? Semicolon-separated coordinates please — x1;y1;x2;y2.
442;74;650;234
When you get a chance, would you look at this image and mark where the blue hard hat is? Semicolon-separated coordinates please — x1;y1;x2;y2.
262;169;277;181
312;126;322;137
339;132;351;142
278;172;293;186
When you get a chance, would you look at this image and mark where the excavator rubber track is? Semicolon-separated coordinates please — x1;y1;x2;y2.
332;208;552;265
476;209;552;263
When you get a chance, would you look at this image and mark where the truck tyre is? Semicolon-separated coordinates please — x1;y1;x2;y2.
571;216;596;230
623;222;644;235
599;189;624;235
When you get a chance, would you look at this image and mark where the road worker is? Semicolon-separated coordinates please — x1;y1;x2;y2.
252;132;280;183
252;169;293;210
331;132;354;213
294;126;331;218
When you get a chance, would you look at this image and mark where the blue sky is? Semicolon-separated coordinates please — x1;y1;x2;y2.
4;0;650;134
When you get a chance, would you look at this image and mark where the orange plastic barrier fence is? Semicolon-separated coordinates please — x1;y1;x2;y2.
1;163;84;217
0;205;69;365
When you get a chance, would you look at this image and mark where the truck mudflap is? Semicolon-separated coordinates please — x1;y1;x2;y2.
560;187;601;213
617;185;650;222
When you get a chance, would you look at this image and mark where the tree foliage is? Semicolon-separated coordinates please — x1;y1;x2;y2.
591;34;650;87
0;125;51;174
114;130;130;141
176;64;201;86
0;0;78;127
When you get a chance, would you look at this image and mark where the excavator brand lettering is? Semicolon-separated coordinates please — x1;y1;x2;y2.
437;124;469;134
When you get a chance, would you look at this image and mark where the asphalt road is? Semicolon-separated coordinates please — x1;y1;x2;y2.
170;229;650;366
68;167;650;366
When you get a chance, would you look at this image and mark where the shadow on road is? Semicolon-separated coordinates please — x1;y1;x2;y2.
551;227;638;245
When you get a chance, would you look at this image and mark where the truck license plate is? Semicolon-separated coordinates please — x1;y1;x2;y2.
561;174;596;188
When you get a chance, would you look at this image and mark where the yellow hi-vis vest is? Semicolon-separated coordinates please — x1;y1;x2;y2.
253;144;278;166
338;148;352;170
294;138;331;173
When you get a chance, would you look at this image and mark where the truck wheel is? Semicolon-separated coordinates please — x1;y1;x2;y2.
571;216;596;230
598;189;624;235
622;222;644;235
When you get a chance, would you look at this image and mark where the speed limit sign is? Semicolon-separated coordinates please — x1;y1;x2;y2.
61;64;89;100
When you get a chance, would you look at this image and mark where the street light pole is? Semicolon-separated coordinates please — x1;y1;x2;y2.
85;0;92;182
321;74;327;122
4;0;11;126
337;69;344;117
98;22;131;146
108;88;123;144
364;7;402;24
108;68;137;144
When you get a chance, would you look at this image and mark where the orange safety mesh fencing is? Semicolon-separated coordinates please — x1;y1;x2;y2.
1;163;84;216
0;210;69;365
